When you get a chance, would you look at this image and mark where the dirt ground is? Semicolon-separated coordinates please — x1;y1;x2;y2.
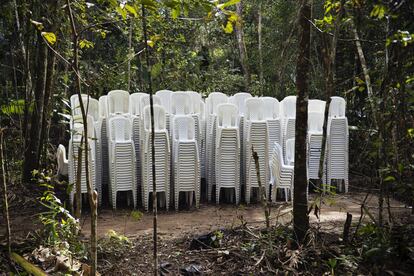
78;192;410;238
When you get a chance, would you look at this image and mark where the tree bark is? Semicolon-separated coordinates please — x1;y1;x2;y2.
293;0;311;243
67;1;97;274
22;34;48;184
0;128;11;256
235;2;251;90
13;0;32;149
141;5;158;275
318;0;345;181
257;3;263;93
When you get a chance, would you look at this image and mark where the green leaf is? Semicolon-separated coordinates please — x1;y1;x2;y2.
217;0;240;9
171;6;180;19
41;32;57;45
151;62;162;78
116;6;127;19
79;39;94;49
125;4;138;17
383;175;395;182
223;21;234;34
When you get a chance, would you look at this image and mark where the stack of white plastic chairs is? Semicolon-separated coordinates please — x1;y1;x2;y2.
205;92;228;201
141;105;170;211
323;96;349;192
229;92;252;189
244;98;269;204
107;90;136;209
307;100;326;180
155;90;173;134
270;140;294;202
98;96;109;202
68;94;96;206
215;103;240;204
129;92;145;201
281;96;296;162
262;97;282;159
171;92;200;210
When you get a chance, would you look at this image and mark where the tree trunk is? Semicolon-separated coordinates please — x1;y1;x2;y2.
293;0;311;243
318;0;345;181
13;0;32;150
67;1;97;274
257;3;263;93
141;5;158;275
235;2;250;90
0;128;11;256
39;48;56;166
22;34;48;184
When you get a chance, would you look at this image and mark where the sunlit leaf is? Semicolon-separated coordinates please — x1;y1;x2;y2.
125;4;138;17
41;32;57;45
223;21;233;34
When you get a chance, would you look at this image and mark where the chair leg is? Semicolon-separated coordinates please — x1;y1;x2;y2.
166;192;170;211
112;190;117;210
132;189;137;209
175;191;179;211
216;186;220;205
195;190;200;209
245;184;251;205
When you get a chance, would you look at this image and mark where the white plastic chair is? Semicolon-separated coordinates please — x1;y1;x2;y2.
262;97;282;157
141;105;171;211
172;115;200;210
307;112;325;179
57;144;68;176
215;103;240;204
107;90;130;117
244;98;269;204
68;115;96;207
205;92;228;201
270;142;294;202
308;99;326;114
281;96;296;162
108;115;136;209
155;90;173;114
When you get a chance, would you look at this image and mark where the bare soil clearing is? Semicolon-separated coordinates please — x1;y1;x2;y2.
78;192;409;238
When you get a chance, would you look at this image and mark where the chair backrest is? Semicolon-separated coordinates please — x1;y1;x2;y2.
206;92;228;115
72;115;96;139
217;103;238;128
245;98;264;121
139;94;161;117
187;91;202;114
308;112;324;133
155;90;173;113
308;99;326;114
262;97;280;119
173;115;195;141
229;92;251;115
70;94;90;117
129;92;146;115
171;92;192;115
99;96;108;118
329;96;346;117
88;98;99;122
286;138;295;165
143;104;166;131
199;100;205;121
108;90;129;115
57;144;68;175
281;96;296;118
109;116;131;142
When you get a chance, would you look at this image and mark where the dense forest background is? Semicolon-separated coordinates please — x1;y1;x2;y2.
0;0;413;274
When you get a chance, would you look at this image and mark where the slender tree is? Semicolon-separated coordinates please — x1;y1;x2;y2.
141;4;158;275
293;0;311;243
